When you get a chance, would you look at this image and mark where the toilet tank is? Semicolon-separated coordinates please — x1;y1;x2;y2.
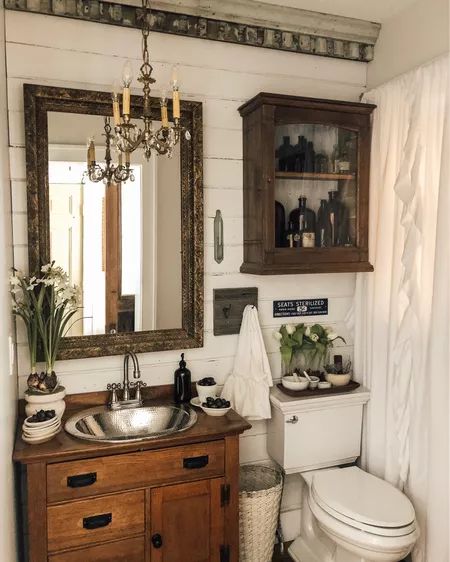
267;386;370;474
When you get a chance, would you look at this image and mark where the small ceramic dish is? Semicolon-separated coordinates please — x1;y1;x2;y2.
190;397;202;409
200;404;231;417
325;372;352;386
308;376;320;390
22;422;61;438
281;375;309;391
21;430;60;445
23;415;59;429
318;381;332;390
196;382;218;402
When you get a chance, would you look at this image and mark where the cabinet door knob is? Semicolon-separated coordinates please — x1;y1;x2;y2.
286;415;299;424
152;533;163;548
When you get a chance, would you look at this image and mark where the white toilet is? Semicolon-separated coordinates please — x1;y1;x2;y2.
267;386;419;562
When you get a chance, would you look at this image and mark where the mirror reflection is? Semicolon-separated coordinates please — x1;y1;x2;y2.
47;111;182;337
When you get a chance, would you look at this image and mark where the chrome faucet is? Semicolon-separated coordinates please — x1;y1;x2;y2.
107;351;146;409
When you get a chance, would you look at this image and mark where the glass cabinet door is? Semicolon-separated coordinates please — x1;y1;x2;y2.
274;123;358;250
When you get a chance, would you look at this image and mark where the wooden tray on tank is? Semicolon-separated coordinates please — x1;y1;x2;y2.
276;381;360;398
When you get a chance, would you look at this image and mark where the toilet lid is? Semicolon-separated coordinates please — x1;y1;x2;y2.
312;467;416;529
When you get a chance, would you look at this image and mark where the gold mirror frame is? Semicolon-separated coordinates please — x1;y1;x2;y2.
24;84;204;359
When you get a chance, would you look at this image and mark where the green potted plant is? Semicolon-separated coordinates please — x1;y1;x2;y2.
274;322;345;376
10;262;79;417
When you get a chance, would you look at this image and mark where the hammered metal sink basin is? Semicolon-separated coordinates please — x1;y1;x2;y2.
64;404;197;443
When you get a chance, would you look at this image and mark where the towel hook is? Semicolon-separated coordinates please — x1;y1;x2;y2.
223;304;232;319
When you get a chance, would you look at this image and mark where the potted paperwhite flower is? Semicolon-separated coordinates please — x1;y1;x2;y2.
10;262;80;417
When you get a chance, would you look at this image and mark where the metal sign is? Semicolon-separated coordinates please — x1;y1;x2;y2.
273;298;328;318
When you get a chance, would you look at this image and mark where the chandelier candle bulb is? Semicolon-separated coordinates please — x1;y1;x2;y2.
173;88;181;120
87;139;95;166
122;87;131;116
112;95;121;126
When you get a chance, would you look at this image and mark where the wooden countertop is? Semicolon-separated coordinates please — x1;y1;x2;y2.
13;397;251;465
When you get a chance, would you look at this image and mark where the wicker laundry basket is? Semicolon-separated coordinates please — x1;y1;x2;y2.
239;465;284;562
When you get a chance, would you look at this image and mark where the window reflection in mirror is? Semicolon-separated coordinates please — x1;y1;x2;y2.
47;112;182;337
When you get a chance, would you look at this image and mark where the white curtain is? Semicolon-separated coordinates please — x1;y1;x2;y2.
350;54;449;561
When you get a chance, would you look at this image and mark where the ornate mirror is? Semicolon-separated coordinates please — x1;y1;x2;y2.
24;84;203;359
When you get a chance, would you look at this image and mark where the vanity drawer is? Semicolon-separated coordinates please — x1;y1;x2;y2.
48;536;145;562
47;440;225;502
47;490;144;552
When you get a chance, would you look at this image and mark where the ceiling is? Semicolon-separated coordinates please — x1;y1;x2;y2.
257;0;419;23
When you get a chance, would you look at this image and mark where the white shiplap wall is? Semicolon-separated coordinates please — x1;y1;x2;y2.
6;9;366;538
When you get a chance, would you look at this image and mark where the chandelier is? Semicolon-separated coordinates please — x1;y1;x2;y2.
87;117;135;184
111;0;190;160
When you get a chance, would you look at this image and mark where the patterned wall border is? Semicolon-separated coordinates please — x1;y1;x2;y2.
5;0;376;62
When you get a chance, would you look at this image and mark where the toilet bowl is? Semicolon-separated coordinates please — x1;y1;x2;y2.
288;466;419;562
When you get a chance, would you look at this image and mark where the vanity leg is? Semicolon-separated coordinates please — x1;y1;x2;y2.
224;436;240;562
25;462;48;562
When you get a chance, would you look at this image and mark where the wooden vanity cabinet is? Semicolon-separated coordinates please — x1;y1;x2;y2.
239;92;376;274
15;413;249;562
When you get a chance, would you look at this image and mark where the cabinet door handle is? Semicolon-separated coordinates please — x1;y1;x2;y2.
83;513;112;530
152;533;163;548
67;472;97;488
286;416;299;424
183;455;209;469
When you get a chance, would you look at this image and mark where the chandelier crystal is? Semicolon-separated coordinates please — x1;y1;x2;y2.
87;117;135;184
112;0;190;160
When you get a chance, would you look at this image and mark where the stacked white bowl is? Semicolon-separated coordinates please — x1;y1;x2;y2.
22;410;61;444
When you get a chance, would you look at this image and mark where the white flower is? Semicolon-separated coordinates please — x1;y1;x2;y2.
41;264;52;273
327;331;338;341
273;331;283;341
305;326;311;336
310;333;319;342
9;274;21;286
285;324;296;335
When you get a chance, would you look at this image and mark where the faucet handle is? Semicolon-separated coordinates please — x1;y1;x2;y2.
133;380;147;402
107;383;122;405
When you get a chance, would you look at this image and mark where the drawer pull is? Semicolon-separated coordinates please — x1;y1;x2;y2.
183;455;209;469
152;533;163;548
67;472;97;488
83;512;112;530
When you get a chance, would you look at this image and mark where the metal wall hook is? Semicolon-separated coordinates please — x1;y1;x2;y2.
223;304;232;319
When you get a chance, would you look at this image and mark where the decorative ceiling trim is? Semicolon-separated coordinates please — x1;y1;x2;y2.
5;0;380;63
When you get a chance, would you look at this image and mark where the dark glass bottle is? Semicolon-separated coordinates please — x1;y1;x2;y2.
276;136;295;172
328;191;348;246
316;199;331;247
275;201;286;248
289;197;316;244
294;135;307;173
304;141;316;173
174;353;192;403
286;220;296;248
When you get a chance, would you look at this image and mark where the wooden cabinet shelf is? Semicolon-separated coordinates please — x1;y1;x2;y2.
275;171;356;181
239;92;376;275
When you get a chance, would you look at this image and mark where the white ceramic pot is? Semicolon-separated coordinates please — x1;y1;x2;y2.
24;386;66;419
325;372;352;386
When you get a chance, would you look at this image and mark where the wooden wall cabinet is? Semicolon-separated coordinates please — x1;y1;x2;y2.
239;93;376;274
14;408;249;562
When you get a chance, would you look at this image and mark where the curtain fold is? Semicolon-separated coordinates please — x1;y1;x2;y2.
350;54;449;562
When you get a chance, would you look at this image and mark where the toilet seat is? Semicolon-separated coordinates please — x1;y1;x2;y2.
311;467;417;538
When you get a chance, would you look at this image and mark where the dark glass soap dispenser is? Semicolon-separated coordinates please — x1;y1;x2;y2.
174;353;192;403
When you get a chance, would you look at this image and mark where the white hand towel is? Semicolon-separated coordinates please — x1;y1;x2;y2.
221;305;273;420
